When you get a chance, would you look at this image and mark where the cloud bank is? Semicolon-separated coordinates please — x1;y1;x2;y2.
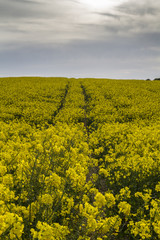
0;0;160;78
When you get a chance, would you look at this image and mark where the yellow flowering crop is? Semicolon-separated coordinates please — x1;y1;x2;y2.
0;77;160;239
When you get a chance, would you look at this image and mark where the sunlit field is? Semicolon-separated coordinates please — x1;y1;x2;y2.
0;77;160;239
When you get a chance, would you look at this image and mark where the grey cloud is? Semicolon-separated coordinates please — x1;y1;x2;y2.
96;12;121;19
0;0;160;79
12;0;39;4
83;0;159;43
0;0;86;48
0;0;65;21
117;1;160;16
0;0;41;19
0;0;160;48
100;0;160;36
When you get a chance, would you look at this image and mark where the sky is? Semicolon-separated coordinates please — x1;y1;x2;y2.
0;0;160;79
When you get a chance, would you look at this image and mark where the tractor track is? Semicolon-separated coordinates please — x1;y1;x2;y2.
47;83;70;126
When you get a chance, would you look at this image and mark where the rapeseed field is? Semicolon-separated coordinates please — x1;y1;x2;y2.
0;77;160;239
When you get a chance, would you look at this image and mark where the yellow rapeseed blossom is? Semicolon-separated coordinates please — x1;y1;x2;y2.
135;190;152;210
2;174;14;187
0;163;7;177
45;172;61;188
152;221;160;238
150;199;160;221
99;215;122;234
129;220;151;239
0;212;24;239
155;182;160;192
31;221;69;240
105;192;116;208
118;187;131;200
87;215;97;232
40;194;53;206
99;168;109;178
83;202;99;218
94;192;106;208
61;196;74;215
118;201;131;217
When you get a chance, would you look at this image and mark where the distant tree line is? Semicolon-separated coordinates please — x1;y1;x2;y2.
146;78;160;81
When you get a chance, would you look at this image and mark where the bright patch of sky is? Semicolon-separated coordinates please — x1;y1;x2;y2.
79;0;126;10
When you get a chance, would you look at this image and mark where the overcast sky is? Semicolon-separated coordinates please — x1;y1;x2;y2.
0;0;160;79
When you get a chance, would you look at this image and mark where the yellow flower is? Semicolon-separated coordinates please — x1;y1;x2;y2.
152;221;160;238
99;168;109;178
2;174;14;187
155;182;160;192
118;187;131;200
45;172;61;188
31;221;69;240
0;212;24;239
0;163;7;177
40;194;53;206
87;216;97;232
94;192;106;208
130;220;151;239
105;193;116;208
118;201;131;217
100;216;121;234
